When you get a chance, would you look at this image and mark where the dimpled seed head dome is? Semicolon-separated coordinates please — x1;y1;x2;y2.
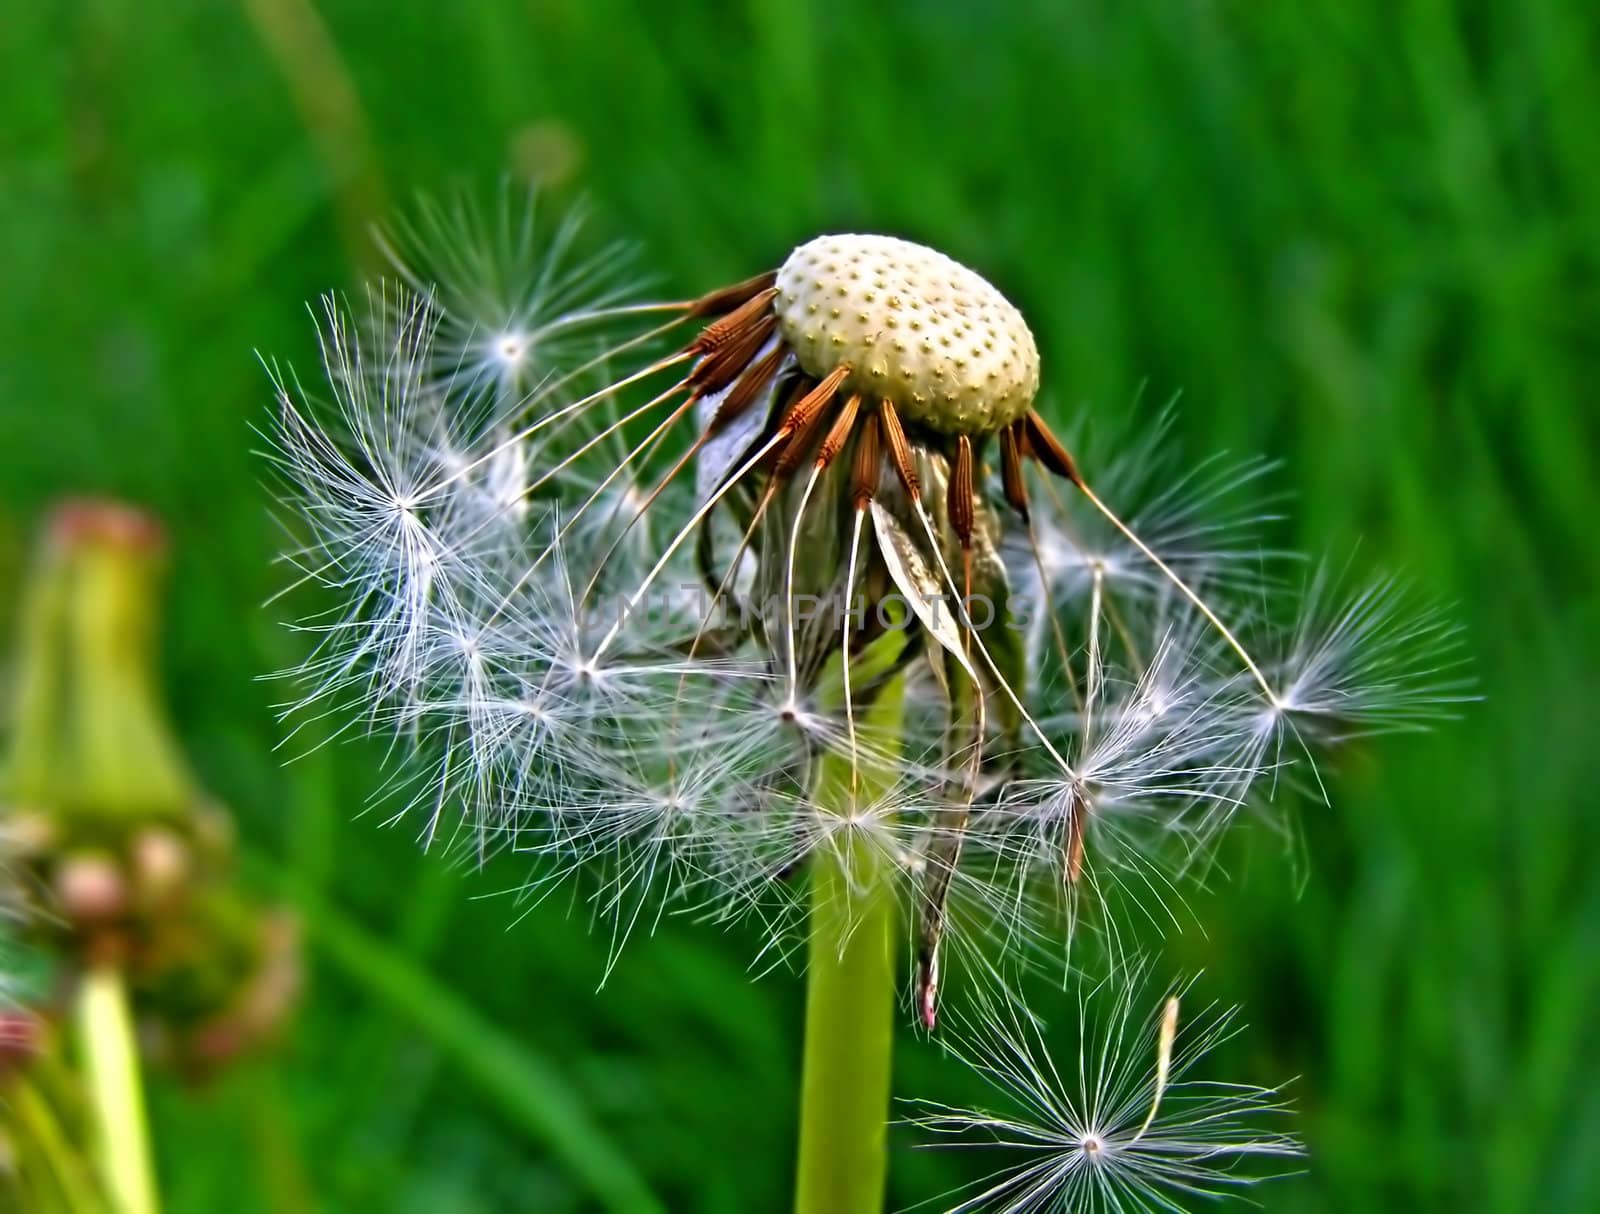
774;234;1040;437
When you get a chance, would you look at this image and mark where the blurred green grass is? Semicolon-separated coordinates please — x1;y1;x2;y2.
3;0;1598;1210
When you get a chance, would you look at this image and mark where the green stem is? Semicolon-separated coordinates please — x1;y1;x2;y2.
794;673;904;1214
76;964;160;1214
8;1074;106;1213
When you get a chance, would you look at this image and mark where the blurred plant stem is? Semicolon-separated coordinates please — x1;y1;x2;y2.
241;0;386;272
76;965;159;1214
5;1069;106;1213
794;674;904;1214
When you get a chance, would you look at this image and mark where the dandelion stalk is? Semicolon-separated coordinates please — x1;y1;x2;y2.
795;671;905;1214
76;964;159;1214
5;1069;109;1213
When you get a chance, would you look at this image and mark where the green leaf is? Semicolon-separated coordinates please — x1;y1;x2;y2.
246;856;662;1214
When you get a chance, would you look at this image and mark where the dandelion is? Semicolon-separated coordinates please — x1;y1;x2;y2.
906;968;1302;1213
265;196;1462;1211
4;500;302;1213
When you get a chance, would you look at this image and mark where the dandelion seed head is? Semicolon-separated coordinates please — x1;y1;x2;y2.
267;202;1461;994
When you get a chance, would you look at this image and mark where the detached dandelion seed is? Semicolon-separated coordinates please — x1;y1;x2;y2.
906;970;1302;1213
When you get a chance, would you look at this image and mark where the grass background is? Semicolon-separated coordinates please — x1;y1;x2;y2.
4;0;1598;1209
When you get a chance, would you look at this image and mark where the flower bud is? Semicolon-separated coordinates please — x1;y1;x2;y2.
131;828;189;905
54;854;129;924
